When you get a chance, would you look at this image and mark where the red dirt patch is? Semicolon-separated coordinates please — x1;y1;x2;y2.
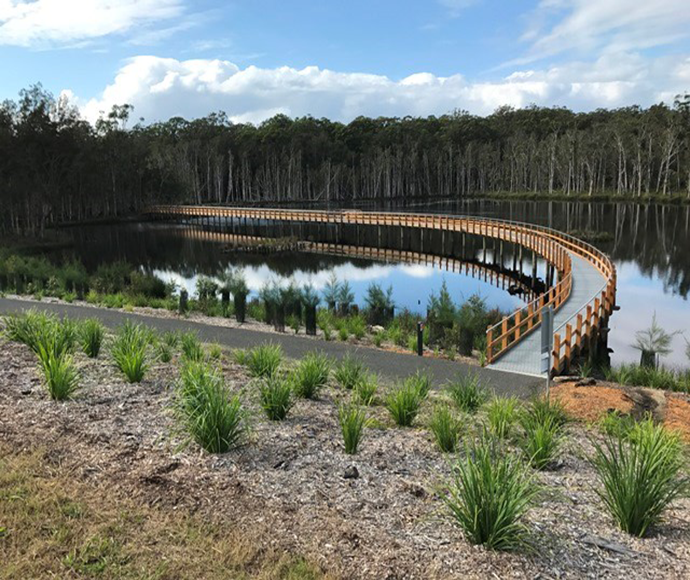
551;383;633;423
665;397;690;442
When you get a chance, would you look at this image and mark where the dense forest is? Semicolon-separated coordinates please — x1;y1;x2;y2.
1;84;689;236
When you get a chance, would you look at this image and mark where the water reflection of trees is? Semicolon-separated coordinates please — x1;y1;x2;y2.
439;201;690;299
64;223;373;278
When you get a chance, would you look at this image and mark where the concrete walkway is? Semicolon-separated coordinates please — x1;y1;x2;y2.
0;297;541;397
488;252;606;377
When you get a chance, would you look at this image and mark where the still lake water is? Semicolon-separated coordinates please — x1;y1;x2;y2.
62;199;690;369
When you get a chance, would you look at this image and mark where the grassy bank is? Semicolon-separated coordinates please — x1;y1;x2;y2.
0;445;323;580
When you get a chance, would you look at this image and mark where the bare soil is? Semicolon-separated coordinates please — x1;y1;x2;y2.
1;339;689;579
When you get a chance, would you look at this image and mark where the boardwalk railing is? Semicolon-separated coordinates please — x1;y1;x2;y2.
145;205;616;374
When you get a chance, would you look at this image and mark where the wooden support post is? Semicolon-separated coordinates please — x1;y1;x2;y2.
501;318;509;351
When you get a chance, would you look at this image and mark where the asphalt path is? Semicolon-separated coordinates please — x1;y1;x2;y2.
0;297;542;396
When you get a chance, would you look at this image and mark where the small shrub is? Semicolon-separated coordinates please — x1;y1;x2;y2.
443;437;537;550
592;419;689;537
354;373;378;405
334;354;366;390
447;374;488;414
338;326;349;342
37;346;80;401
79;319;104;358
519;413;563;470
258;375;294;421
373;333;383;347
429;404;461;452
111;321;149;383
174;361;246;453
338;404;367;454
486;397;520;439
386;382;423;427
292;352;331;399
181;331;205;362
246;343;283;378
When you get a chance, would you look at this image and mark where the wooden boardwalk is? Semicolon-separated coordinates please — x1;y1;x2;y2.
145;205;617;376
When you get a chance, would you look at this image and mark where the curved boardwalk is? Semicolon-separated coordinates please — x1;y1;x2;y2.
489;252;607;376
147;206;618;377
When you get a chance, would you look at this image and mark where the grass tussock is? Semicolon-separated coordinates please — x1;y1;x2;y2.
246;343;283;378
79;319;104;358
353;373;379;405
592;418;690;537
386;381;424;427
446;374;488;414
258;375;294;421
333;353;366;390
111;321;150;383
3;309;77;358
292;352;331;399
338;403;367;454
519;411;564;470
37;345;80;401
174;361;246;453
486;397;520;439
443;437;538;550
181;331;205;362
428;404;461;452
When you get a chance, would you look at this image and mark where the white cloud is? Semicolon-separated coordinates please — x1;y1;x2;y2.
80;52;690;125
0;0;184;47
518;0;690;63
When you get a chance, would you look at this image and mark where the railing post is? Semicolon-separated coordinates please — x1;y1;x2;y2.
501;318;509;351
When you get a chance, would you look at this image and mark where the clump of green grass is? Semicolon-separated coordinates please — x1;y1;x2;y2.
4;310;78;359
386;382;424;427
207;343;223;360
246;343;283;378
519;412;564;470
3;309;56;352
334;354;366;390
486;397;520;439
528;396;568;428
592;419;689;537
161;330;180;349
79;319;104;358
111;321;149;383
353;373;378;405
37;345;80;401
405;370;432;400
338;403;367;454
180;331;205;362
174;361;246;453
258;375;294;421
292;352;331;399
155;342;173;363
446;374;488;414
429;404;461;452
599;410;638;439
442;437;538;550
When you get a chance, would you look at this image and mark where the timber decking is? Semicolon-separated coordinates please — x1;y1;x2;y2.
145;205;617;376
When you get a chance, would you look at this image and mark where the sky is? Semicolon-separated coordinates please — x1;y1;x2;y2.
1;0;689;124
